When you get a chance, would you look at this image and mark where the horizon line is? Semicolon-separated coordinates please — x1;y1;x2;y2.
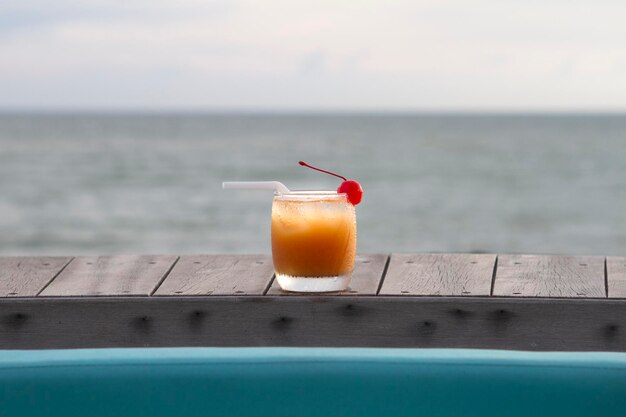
1;107;626;116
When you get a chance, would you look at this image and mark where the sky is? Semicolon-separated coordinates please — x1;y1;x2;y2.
1;0;626;111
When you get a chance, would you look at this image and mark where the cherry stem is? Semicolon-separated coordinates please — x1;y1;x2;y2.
299;161;347;181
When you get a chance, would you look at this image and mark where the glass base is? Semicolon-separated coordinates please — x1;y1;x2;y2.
275;273;352;293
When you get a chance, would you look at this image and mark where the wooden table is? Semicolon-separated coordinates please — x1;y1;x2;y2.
1;254;625;351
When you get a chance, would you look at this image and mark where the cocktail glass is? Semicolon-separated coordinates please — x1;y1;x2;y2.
271;191;356;292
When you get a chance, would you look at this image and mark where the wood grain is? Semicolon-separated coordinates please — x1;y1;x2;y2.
1;296;625;351
607;257;626;298
0;257;72;297
379;253;496;296
40;256;178;296
154;255;274;296
267;254;389;296
493;255;605;298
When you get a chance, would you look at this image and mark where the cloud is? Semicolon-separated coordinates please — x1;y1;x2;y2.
1;0;625;110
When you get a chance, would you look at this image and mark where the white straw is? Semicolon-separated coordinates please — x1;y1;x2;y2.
222;181;291;194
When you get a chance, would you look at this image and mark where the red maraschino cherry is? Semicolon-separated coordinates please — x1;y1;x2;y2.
298;161;363;205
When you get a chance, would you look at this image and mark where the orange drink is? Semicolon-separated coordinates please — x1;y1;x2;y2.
223;161;362;292
272;191;356;292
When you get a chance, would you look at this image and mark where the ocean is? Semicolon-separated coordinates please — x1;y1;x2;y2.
1;113;625;256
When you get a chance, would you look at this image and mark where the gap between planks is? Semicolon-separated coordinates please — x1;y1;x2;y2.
375;254;392;295
35;257;75;296
149;256;181;296
489;255;499;296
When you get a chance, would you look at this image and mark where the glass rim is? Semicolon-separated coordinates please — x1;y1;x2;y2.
273;190;347;200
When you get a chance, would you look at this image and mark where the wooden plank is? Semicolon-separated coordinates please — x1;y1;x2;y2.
1;296;625;351
0;257;72;297
267;254;388;296
40;255;178;297
608;257;626;298
379;253;496;296
493;255;605;298
154;255;274;296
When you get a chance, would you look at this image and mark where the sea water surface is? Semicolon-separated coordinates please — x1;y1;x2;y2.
1;113;625;256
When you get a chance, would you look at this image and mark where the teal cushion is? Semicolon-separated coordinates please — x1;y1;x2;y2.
1;348;626;417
